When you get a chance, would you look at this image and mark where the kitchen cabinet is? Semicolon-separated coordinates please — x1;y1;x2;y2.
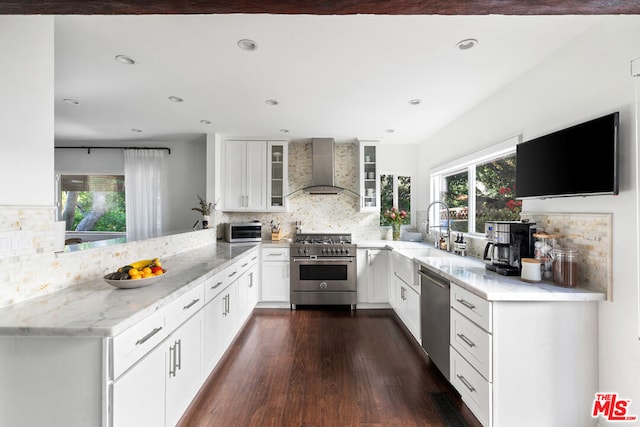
389;251;420;342
358;139;380;212
260;246;290;303
267;141;288;211
223;140;267;211
356;248;389;304
238;253;260;324
449;282;599;427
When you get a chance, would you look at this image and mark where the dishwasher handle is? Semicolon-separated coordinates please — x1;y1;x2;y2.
418;268;450;289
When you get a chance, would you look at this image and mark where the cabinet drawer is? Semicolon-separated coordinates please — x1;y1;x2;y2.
168;281;204;331
237;251;259;274
451;347;491;427
205;267;230;303
262;247;289;261
450;284;492;333
111;307;168;379
451;308;492;381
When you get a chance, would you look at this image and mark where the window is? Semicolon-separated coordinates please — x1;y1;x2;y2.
58;174;126;232
380;174;411;226
430;137;519;235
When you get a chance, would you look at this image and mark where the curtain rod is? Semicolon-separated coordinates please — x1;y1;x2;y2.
55;146;171;155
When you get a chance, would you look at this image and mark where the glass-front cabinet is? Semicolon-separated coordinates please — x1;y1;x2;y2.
358;139;380;212
267;141;288;211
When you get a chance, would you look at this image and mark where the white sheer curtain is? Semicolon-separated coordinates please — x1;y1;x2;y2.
124;149;165;241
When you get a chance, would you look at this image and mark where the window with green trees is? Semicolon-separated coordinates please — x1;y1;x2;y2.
58;175;126;232
380;174;411;226
431;144;519;234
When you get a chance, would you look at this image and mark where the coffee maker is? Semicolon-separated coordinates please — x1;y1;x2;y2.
484;221;536;276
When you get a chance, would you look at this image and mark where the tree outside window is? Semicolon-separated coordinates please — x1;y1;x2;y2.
475;153;520;232
59;175;126;232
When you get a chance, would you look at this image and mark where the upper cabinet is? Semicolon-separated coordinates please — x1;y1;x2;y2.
222;139;288;212
358;139;380;212
267;141;288;212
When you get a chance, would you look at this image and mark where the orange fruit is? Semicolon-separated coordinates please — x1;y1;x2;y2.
142;267;152;275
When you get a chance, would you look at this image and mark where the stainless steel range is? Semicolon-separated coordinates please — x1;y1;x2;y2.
290;233;357;309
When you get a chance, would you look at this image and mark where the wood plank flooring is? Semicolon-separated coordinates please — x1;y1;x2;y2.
178;307;482;427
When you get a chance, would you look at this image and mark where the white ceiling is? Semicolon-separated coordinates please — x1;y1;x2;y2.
54;14;603;145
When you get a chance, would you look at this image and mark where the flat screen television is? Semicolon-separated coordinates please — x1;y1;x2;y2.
515;112;619;199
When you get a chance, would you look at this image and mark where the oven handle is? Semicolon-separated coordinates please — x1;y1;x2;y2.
292;257;355;263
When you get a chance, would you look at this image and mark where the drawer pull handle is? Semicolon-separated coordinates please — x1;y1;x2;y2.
457;333;476;348
456;298;476;310
228;271;238;278
211;281;223;290
183;298;200;310
457;374;476;393
136;326;163;346
241;263;249;267
251;256;258;261
268;253;283;257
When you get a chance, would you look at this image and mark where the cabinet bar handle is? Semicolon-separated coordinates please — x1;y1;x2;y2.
211;281;223;290
169;344;176;377
175;339;182;371
228;271;238;278
241;263;249;267
457;374;476;392
135;326;163;346
456;298;476;310
251;256;258;261
457;333;476;348
183;298;200;310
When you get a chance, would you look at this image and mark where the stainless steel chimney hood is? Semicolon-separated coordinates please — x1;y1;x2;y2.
302;138;345;195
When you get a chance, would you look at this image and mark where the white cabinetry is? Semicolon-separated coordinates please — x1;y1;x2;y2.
449;283;599;427
358;139;380;212
222;139;289;212
389;251;420;342
356;248;389;304
267;141;288;211
223;140;267;211
260;246;290;303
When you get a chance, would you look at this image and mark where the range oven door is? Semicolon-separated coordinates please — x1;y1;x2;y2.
290;256;357;292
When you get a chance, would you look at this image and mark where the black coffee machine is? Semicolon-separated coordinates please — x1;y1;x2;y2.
483;221;536;276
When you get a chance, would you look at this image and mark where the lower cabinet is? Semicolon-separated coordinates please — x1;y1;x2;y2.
449;283;599;427
356;248;389;304
389;251;420;343
260;246;290;302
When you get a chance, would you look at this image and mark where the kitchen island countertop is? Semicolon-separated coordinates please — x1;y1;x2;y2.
0;242;260;337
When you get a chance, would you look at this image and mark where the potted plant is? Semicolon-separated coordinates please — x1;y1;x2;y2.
192;195;214;229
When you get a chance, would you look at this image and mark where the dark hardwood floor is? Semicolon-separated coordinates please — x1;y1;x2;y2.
179;307;482;427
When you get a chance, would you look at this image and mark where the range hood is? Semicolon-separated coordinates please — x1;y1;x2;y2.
303;138;345;195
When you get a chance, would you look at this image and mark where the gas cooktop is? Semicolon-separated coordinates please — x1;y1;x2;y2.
293;233;352;245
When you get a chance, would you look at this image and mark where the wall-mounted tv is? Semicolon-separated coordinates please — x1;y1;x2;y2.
515;112;619;199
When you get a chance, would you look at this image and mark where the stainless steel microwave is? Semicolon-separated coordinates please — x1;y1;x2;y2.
224;222;262;243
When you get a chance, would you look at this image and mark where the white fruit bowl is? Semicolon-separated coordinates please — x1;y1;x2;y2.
104;271;167;289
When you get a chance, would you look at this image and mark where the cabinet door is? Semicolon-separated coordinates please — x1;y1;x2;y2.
111;343;165;427
245;140;267;211
223;140;246;210
267;141;288;211
404;285;421;342
203;286;227;373
356;249;369;303
166;310;203;427
261;262;289;301
358;140;380;212
369;249;389;303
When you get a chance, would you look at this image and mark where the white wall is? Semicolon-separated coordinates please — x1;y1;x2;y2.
54;138;207;236
0;16;54;205
418;16;640;425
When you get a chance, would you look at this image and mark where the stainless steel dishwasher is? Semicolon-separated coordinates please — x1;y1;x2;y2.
418;265;450;381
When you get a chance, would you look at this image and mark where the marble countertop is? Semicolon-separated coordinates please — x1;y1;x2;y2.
0;242;260;337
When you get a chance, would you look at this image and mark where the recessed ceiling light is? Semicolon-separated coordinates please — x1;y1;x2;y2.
168;96;184;103
237;39;258;51
266;99;279;106
200;120;211;125
456;38;478;50
385;129;395;133
130;128;143;133
115;55;135;65
408;99;422;106
63;98;80;105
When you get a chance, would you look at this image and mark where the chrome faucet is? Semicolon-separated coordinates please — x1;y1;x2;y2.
426;201;451;251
